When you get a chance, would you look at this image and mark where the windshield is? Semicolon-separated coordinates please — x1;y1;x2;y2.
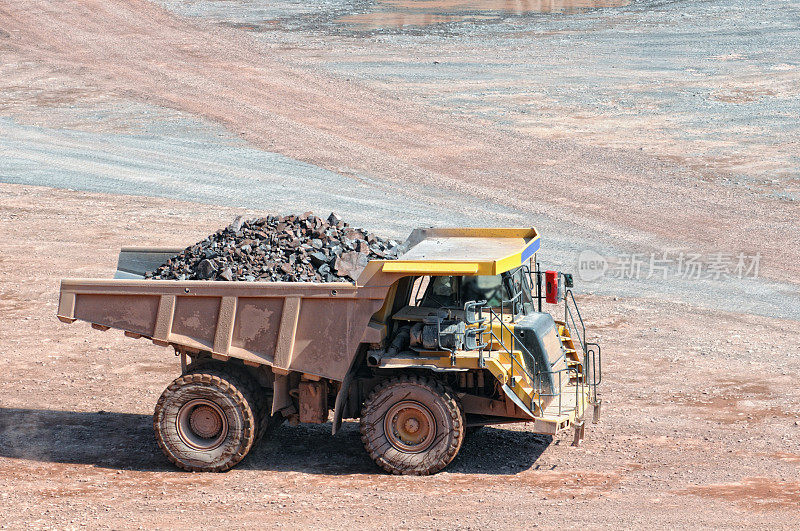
462;275;505;307
417;269;530;314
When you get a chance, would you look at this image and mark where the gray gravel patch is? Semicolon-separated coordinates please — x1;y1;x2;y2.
1;115;797;320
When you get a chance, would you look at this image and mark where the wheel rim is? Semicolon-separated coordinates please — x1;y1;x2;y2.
384;400;436;453
177;399;228;450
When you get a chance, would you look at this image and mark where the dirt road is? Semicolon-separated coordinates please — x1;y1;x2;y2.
1;184;799;528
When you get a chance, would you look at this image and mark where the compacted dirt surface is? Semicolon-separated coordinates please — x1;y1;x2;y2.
1;0;799;528
1;184;799;528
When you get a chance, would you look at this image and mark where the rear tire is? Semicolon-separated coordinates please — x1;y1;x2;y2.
360;375;464;475
185;359;282;443
153;368;260;472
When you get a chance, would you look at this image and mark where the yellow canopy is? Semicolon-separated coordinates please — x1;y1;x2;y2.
383;227;540;276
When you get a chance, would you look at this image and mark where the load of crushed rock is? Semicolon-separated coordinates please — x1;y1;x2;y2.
145;212;400;283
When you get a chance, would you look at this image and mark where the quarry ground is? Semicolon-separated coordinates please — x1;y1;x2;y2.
1;0;799;528
1;185;799;529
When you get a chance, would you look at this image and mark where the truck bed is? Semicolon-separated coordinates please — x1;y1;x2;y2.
57;277;388;381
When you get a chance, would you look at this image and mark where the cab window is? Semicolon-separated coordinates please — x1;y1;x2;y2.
418;275;507;309
419;276;459;308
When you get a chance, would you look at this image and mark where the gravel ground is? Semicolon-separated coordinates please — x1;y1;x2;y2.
0;0;799;527
160;0;800;186
1;184;799;528
3;115;797;320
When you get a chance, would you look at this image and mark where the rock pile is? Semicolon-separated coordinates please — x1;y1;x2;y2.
145;212;400;283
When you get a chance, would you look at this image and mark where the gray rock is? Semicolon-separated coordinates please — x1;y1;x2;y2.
228;215;245;232
197;259;217;279
310;252;328;266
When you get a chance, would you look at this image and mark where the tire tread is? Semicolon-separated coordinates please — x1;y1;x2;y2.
359;374;464;476
153;367;259;472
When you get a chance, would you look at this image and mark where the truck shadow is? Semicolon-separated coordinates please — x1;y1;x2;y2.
0;407;170;472
249;421;551;475
0;408;549;475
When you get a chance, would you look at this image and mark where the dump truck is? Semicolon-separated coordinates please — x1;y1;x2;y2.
57;227;601;475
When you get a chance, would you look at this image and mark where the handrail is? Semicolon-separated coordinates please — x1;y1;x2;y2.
482;312;594;418
465;282;598;421
585;342;602;404
484;306;538;385
564;289;587;354
482;304;580;415
533;366;583;417
499;290;523;324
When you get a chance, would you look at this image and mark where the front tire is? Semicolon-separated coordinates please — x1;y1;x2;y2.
360;375;464;475
153;368;260;472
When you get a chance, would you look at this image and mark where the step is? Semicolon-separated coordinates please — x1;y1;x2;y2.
541;386;580;416
500;383;536;419
491;354;529;372
528;385;586;435
506;374;535;398
516;383;535;399
508;372;534;390
486;358;533;387
486;355;546;408
495;360;512;372
497;376;591;431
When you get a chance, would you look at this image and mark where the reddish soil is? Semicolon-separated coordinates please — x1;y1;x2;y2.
1;0;798;527
1;184;799;528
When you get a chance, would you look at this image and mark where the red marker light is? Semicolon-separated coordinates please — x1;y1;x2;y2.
545;270;558;304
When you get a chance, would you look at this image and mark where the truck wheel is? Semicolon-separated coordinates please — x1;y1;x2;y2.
153;369;259;472
360;375;464;475
183;358;280;443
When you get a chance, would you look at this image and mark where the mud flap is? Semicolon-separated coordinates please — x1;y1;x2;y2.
592;400;602;424
332;348;366;435
331;370;354;435
500;383;535;418
572;420;585;446
271;373;293;415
